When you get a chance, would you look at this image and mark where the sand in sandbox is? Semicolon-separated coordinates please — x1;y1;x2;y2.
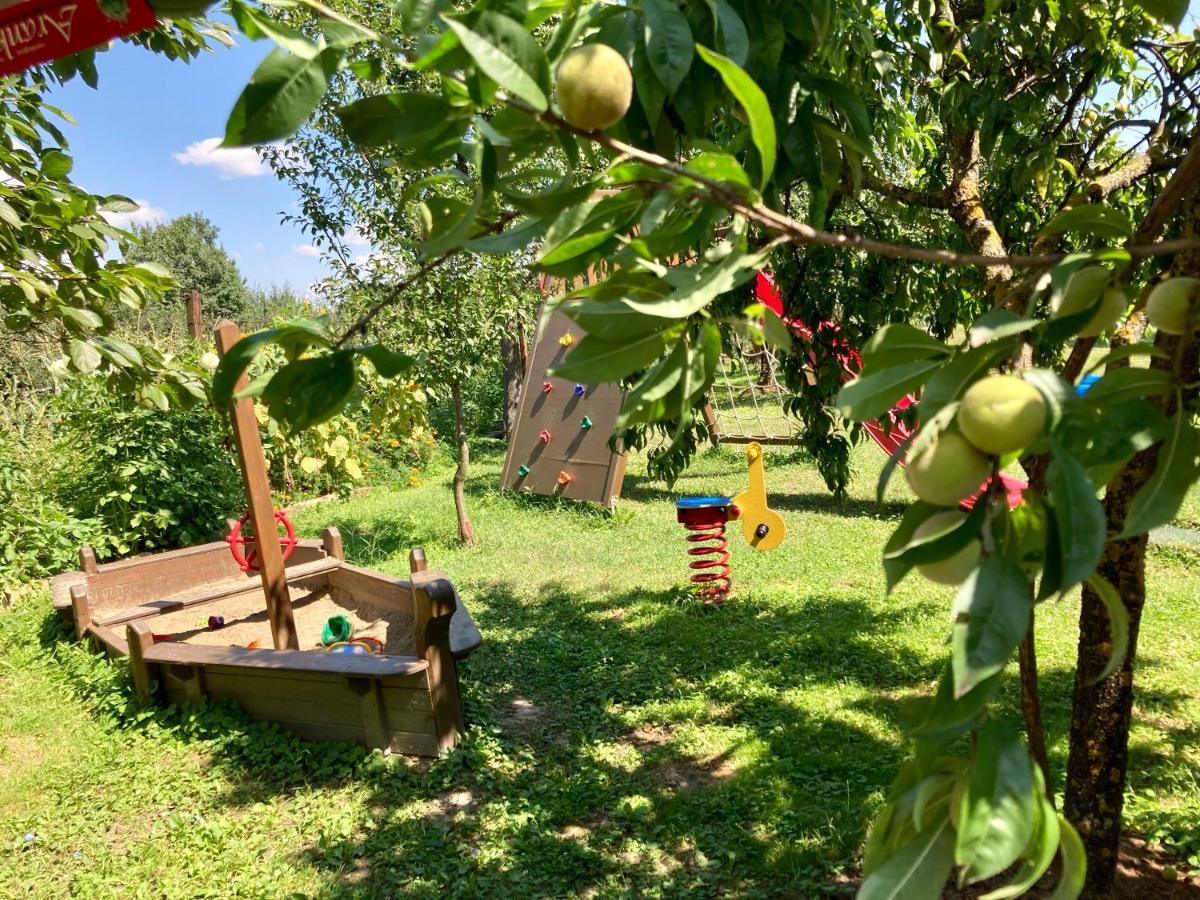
147;581;417;657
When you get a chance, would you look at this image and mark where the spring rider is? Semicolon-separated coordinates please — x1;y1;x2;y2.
675;442;786;604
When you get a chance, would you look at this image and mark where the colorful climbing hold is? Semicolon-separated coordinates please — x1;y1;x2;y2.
580;416;593;430
539;429;552;444
559;332;575;347
542;381;554;393
557;471;575;486
573;384;586;397
517;464;531;477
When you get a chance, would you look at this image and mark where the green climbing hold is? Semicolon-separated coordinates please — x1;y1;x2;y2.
517;464;531;477
580;416;593;429
322;615;354;646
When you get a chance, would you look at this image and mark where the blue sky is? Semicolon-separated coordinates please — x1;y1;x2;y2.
51;25;338;293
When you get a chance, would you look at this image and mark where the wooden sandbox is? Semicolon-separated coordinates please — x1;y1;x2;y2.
51;533;481;757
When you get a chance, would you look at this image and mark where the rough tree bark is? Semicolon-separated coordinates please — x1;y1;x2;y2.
500;330;525;440
1064;187;1200;898
449;380;477;546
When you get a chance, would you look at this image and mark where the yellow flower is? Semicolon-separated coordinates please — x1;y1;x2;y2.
388;438;400;447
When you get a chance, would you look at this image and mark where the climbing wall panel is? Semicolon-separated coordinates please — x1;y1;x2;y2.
500;307;627;509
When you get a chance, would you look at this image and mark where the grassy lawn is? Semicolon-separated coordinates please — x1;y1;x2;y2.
1;440;1198;897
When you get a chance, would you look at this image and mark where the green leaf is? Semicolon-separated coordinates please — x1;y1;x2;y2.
704;0;748;65
41;149;72;179
969;309;1038;348
443;16;549;111
463;216;549;253
1118;410;1199;538
920;344;1011;420
67;338;101;374
695;45;775;187
262;352;358;432
859;818;955;900
335;92;455;148
885;497;986;566
1040;204;1134;241
140;384;170;411
229;0;320;58
0;197;21;228
550;325;680;382
911;664;1001;743
224;47;335;147
1134;0;1187;27
952;557;1030;698
642;0;694;96
1082;367;1171;406
625;243;765;319
358;345;416;379
1085;573;1130;684
617;339;687;427
861;323;948;371
836;358;942;422
420;188;483;258
980;775;1061;900
60;307;104;330
538;192;642;267
211;321;332;407
1083;343;1169;375
1045;450;1105;594
955;720;1037;884
1048;817;1086;900
683;151;752;190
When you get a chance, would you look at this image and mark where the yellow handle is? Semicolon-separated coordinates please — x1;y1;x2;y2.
730;442;786;551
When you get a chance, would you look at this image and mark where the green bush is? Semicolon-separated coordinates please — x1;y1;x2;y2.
48;377;244;555
0;432;107;587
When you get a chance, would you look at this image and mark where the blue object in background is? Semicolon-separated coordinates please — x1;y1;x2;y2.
1077;373;1101;396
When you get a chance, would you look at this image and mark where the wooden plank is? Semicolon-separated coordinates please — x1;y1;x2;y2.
327;564;414;613
215;320;299;651
88;624;128;658
69;584;91;640
409;547;427;574
201;673;421;730
142;642;428;677
79;546;98;574
92;559;338;628
162;663;205;703
200;670;431;711
378;684;435;713
415;577;465;752
186;289;203;340
126;621;156;699
322;527;344;561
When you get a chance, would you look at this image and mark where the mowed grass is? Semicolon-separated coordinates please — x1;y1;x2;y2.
1;440;1198;897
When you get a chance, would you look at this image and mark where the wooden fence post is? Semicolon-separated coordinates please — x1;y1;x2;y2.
186;290;203;340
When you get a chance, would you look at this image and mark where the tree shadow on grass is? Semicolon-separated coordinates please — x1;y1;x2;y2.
27;568;1200;898
297;582;943;897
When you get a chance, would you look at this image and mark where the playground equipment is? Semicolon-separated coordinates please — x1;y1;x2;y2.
710;272;1027;510
501;305;628;508
675;442;786;604
51;321;481;757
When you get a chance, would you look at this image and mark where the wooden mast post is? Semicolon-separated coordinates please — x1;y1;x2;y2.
186;290;203;340
214;320;299;650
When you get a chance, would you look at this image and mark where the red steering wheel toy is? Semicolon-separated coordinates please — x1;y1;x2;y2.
226;509;297;573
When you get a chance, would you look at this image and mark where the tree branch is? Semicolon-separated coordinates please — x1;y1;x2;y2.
862;171;949;209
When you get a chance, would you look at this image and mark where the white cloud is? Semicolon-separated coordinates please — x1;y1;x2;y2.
254;242;265;253
343;225;369;246
231;250;242;261
293;244;321;258
102;199;167;228
173;137;267;179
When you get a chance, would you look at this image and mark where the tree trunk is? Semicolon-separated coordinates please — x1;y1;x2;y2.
450;380;477;546
1063;183;1200;893
1063;451;1155;898
501;329;525;440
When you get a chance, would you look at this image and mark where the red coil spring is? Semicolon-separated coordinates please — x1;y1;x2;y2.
684;520;732;604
